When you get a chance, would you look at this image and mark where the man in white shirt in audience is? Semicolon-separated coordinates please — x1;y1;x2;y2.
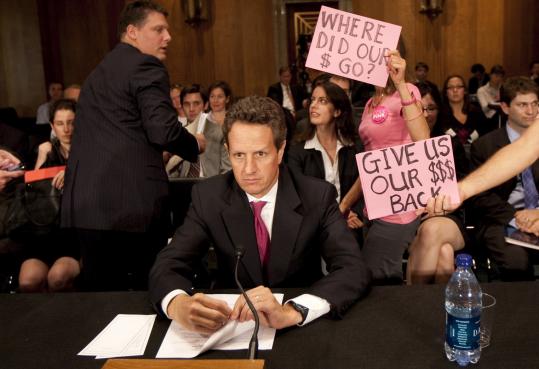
150;96;370;333
267;66;303;116
36;82;63;124
477;65;505;131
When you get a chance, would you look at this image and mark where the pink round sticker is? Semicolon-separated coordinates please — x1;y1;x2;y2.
372;106;389;124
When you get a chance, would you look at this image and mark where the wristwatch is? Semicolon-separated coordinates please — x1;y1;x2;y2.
289;301;309;325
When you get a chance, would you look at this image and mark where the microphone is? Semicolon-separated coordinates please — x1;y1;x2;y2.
234;245;259;360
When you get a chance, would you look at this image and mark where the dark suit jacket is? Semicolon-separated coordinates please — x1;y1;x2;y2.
267;82;304;111
286;140;363;203
149;166;371;318
61;43;199;232
470;127;539;226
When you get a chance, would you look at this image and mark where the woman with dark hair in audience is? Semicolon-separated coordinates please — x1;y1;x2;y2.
207;81;232;126
406;82;470;284
287;81;364;231
436;75;485;145
339;50;430;284
18;99;79;292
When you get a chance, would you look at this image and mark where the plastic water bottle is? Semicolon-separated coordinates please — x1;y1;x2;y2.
444;254;482;366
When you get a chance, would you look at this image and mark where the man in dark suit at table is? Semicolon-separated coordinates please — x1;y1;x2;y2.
470;76;539;280
61;1;202;291
149;96;370;334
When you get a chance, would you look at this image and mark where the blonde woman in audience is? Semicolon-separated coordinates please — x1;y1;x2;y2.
19;99;80;292
339;50;430;284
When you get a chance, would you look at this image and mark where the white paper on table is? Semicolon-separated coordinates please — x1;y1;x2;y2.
156;293;283;358
79;314;156;359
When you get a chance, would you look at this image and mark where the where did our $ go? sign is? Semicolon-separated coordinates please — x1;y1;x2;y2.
306;6;402;87
356;136;460;220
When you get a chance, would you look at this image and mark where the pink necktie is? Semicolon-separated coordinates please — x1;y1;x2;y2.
250;201;270;268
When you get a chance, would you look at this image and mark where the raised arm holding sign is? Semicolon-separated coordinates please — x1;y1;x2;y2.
341;51;430;285
306;6;401;87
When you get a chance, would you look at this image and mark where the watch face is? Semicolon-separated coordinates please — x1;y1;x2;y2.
291;302;309;323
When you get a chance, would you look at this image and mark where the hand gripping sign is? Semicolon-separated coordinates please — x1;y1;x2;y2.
306;6;402;87
356;136;460;220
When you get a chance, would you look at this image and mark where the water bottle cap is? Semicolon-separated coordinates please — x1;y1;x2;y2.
455;253;472;267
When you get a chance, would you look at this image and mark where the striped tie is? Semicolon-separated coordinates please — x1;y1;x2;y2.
522;167;539;209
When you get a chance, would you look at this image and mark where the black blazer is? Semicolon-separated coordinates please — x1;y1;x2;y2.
267;82;303;111
286;140;363;203
149;166;371;318
470;127;539;226
61;43;199;232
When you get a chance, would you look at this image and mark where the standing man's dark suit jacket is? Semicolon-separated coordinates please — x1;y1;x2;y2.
267;82;304;112
61;43;199;232
149;166;371;318
470;127;539;226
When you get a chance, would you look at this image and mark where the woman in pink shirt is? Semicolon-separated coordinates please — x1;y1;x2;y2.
340;50;430;284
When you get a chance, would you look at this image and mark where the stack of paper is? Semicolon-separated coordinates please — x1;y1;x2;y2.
156;293;283;358
79;314;156;359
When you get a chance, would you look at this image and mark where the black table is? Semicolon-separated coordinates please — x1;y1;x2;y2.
1;282;538;369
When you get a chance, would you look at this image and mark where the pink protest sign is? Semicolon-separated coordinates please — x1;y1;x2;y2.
306;6;402;87
356;136;460;220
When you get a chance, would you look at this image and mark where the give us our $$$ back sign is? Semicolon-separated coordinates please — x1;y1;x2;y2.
356;136;461;220
305;6;402;87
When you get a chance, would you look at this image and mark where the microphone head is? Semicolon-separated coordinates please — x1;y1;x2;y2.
234;244;245;258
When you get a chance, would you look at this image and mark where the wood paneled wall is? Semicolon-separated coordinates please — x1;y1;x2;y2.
0;1;45;117
352;0;539;87
160;0;276;98
1;0;537;118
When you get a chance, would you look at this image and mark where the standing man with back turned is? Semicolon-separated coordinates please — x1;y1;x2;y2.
62;1;203;291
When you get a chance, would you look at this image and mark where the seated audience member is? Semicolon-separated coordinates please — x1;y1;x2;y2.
530;60;539;86
414;62;439;92
468;63;489;95
170;83;187;126
338;51;430;285
295;73;363;138
167;84;229;178
64;84;81;102
477;65;505;132
469;76;539;281
207;80;232;126
19;99;80;292
149;96;371;332
288;81;364;233
435;75;485;145
350;80;375;108
267;66;304;116
406;82;470;285
36;82;63;124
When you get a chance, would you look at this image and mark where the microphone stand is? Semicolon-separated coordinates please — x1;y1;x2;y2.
234;246;259;360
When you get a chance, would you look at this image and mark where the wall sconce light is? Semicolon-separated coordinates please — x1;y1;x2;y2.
419;0;444;20
182;0;210;27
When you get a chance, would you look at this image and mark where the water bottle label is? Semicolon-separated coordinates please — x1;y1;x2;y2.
445;313;480;350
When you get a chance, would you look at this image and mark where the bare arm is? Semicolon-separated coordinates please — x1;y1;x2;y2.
386;50;430;142
35;142;52;169
339;177;362;213
460;120;539;201
422;119;539;217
